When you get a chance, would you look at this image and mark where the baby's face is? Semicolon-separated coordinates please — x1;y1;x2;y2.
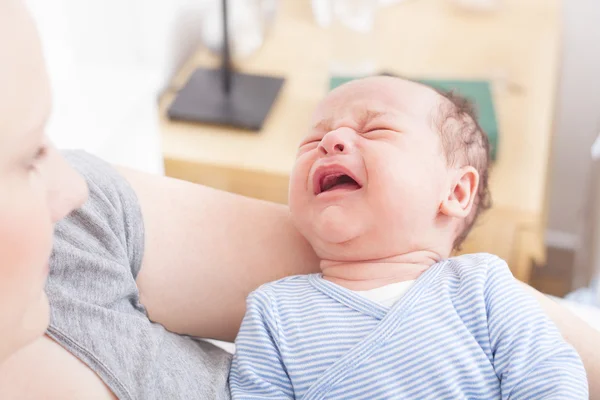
289;77;451;261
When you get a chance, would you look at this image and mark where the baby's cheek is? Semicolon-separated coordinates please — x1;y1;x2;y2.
290;155;313;193
289;169;304;199
369;168;431;221
289;169;308;214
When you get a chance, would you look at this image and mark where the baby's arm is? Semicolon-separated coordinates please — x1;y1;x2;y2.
229;290;294;399
485;259;588;399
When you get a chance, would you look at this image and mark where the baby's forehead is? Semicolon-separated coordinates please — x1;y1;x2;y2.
312;77;442;127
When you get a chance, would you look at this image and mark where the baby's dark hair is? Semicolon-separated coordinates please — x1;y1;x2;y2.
432;89;492;250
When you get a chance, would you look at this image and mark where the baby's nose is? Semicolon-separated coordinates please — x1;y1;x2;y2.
318;128;355;156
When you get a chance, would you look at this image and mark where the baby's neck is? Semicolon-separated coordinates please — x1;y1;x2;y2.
320;250;442;291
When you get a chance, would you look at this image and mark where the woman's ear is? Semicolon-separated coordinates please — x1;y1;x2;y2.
439;166;479;219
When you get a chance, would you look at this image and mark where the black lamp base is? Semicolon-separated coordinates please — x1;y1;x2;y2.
167;67;285;131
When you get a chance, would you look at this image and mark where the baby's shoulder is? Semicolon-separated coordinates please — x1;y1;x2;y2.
249;274;316;302
443;252;509;277
259;274;314;290
433;253;512;295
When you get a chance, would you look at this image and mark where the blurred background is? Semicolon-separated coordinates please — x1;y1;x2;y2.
26;0;600;322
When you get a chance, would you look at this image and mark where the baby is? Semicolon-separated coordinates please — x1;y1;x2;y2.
229;77;588;399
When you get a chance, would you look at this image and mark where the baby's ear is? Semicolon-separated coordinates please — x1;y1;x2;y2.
439;166;479;219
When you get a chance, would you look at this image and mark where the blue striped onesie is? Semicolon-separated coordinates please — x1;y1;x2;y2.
229;253;588;399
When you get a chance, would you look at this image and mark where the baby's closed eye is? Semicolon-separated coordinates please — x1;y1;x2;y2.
360;127;399;140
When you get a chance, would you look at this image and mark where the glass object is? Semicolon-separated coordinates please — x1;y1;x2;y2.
449;0;502;12
329;0;379;78
201;0;279;60
312;0;406;28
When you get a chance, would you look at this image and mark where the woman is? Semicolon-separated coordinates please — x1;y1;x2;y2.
0;0;598;398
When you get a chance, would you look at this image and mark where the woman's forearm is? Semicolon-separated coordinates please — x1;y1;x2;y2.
520;282;599;398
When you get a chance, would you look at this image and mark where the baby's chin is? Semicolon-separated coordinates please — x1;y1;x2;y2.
310;205;364;246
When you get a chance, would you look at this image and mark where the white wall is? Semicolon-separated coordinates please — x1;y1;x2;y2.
25;0;211;173
546;0;600;286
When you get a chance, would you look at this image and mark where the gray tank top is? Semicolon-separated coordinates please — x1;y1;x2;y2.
46;151;231;400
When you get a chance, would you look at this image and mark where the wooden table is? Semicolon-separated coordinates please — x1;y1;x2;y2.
160;0;561;282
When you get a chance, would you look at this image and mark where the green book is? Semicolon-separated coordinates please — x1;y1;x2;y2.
330;76;498;160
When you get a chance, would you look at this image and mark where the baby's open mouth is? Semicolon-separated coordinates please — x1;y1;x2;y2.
313;164;363;195
316;172;362;195
321;174;360;193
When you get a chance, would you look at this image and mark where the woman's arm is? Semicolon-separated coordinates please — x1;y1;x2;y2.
120;167;319;342
520;282;599;399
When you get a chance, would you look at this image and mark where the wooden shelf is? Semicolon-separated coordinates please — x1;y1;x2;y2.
160;0;560;281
